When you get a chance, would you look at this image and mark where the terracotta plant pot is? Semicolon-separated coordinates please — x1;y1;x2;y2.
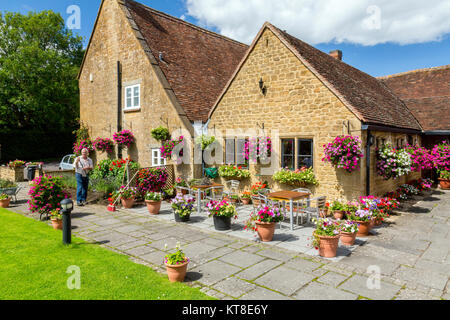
438;178;450;190
242;198;251;205
176;188;188;195
145;200;162;215
0;197;11;208
332;210;345;220
373;217;383;226
51;219;63;230
354;220;371;236
340;232;357;246
165;261;189;282
255;221;276;242
318;234;340;258
121;198;135;209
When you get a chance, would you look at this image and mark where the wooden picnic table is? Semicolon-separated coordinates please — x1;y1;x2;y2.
267;191;311;230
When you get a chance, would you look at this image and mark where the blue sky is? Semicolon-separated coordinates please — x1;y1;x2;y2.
1;0;449;77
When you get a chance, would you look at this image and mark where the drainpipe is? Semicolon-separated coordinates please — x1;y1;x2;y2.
117;61;123;159
364;128;373;196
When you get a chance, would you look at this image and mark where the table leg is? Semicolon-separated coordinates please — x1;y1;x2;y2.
197;189;201;214
289;199;294;231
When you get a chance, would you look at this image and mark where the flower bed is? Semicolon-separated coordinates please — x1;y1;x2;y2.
272;167;318;186
218;165;250;179
8;160;26;169
322;135;363;173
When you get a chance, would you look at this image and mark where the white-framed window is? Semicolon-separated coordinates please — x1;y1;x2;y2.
151;148;166;167
124;84;140;110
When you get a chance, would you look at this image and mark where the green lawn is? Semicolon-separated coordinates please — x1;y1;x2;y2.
0;208;212;300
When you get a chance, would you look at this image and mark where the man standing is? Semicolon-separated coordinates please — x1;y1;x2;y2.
74;148;93;206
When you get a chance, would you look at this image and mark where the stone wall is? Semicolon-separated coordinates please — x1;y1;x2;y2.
78;0;198;179
0;166;25;182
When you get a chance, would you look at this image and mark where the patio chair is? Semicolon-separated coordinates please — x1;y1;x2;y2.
223;180;240;198
205;185;225;201
298;196;327;224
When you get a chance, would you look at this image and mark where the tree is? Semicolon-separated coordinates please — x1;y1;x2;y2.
0;10;84;132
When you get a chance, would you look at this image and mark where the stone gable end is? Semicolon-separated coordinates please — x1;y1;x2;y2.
209;27;366;200
79;0;193;171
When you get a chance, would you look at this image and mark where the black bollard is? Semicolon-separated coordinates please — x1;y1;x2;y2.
60;198;74;245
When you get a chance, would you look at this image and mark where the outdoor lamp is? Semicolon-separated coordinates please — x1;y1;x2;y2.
61;198;74;245
61;198;73;212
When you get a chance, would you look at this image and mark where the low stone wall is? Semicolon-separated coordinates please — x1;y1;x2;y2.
0;166;25;182
42;169;75;180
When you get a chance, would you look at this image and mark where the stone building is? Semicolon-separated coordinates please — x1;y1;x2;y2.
78;0;247;177
79;1;448;201
207;23;423;200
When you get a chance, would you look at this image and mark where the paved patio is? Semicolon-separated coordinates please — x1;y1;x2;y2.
7;184;450;300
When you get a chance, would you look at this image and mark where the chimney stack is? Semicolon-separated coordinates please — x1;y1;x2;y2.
329;50;343;61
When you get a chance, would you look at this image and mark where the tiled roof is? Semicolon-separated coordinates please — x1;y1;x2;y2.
271;25;422;131
379;66;450;131
124;0;248;122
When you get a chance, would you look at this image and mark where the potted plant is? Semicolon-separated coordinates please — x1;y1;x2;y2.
340;220;359;246
272;167;318;187
349;209;373;236
229;194;240;204
206;200;237;231
322;135;364;173
174;177;189;195
145;192;162;215
329;200;346;220
244;205;284;242
0;193;11;208
250;181;268;206
311;218;341;258
241;191;252;205
162;187;176;202
218;164;251;180
437;170;450;190
113;130;135;148
116;186;138;209
50;209;63;230
344;201;359;217
171;194;195;222
163;243;190;283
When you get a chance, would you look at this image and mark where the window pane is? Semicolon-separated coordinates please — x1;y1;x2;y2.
298;156;313;168
126;98;132;108
282;139;294;155
298;140;312;156
133;86;139;97
236;138;247;166
282;156;294;170
126;88;132;98
133;96;139;107
225;139;235;164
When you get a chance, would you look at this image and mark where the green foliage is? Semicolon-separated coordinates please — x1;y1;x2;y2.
0;193;10;200
218;165;251;179
73;121;90;143
195;134;216;150
0;11;84;132
439;170;450;179
145;192;162;201
151;126;170;142
164;244;189;265
0;179;17;188
330;200;345;212
272;168;318;186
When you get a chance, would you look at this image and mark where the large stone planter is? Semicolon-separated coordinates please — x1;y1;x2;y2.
0;166;25;182
438;178;450;190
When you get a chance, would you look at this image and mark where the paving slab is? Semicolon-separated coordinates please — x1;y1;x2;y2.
339;253;401;276
235;259;284;281
240;287;291;300
218;250;266;268
283;257;323;274
293;281;358;300
338;275;402;300
190;260;242;286
254;266;315;296
392;266;449;291
316;271;351;287
212;276;258;298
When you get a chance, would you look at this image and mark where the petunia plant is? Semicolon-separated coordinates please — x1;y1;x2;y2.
113;130;135;148
92;137;114;153
376;144;411;179
322;135;364;173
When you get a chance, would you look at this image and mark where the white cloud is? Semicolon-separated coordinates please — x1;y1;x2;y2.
185;0;450;45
